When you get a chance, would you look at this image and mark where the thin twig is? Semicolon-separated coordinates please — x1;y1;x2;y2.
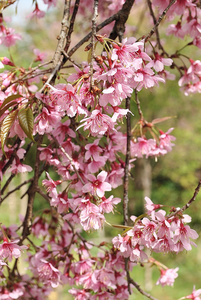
40;0;71;91
123;97;131;226
67;13;119;57
129;277;159;300
36;187;51;203
64;0;81;53
90;0;99;89
144;0;177;42
168;180;201;218
21;136;43;240
1;178;33;204
146;0;163;51
50;135;85;185
180;180;201;212
135;89;144;121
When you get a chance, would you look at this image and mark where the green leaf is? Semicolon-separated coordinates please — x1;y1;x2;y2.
0;101;18;118
0;110;18;155
18;107;35;142
0;94;22;110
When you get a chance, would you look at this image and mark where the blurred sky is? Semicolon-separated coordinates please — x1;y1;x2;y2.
4;0;51;25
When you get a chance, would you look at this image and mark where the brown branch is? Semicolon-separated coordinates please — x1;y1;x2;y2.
52;0;71;68
21;136;43;240
144;0;177;42
50;135;85;185
67;13;119;58
109;0;135;41
64;0;80;54
90;0;99;89
36;187;51;203
146;0;164;51
0;178;33;204
168;180;201;218
123;97;131;226
180;180;201;212
129;277;159;300
135;89;144;121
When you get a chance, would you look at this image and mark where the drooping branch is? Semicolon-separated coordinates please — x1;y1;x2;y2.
180;180;201;212
90;0;99;89
67;13;118;57
135;89;144;121
52;0;71;68
168;180;201;218
146;0;164;51
123;97;131;226
0;178;33;204
129;277;159;300
21;136;43;240
144;0;177;42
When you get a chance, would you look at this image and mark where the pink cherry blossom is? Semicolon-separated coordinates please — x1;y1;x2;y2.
43;0;57;8
80;200;105;231
0;239;27;262
82;171;111;198
0;27;21;47
27;3;45;19
156;267;179;287
185;286;201;300
77;109;116;136
37;259;60;288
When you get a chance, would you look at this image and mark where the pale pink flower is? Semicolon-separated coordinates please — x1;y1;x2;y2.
80;201;105;231
174;222;199;251
112;234;132;257
85;139;102;161
82;171;111;198
167;22;185;38
35;106;60;134
28;3;45;18
33;48;47;62
49;83;82;117
42;172;61;198
185;286;201;300
156;267;179;287
131;137;156;158
147;53;173;72
69;288;91;300
72;259;94;275
0;239;27;262
51;192;70;214
111;37;143;64
99;195;121;213
159;128;176;152
43;0;57;8
37;259;60;288
77;109;116;136
144;197;162;214
0;27;21;47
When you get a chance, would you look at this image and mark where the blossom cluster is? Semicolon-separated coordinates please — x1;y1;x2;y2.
113;197;199;262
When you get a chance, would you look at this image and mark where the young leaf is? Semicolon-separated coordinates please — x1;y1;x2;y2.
0;101;18;118
0;110;18;154
0;94;22;110
18;107;35;142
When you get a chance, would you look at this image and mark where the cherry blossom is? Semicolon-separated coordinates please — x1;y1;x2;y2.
0;239;27;262
156;267;179;287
